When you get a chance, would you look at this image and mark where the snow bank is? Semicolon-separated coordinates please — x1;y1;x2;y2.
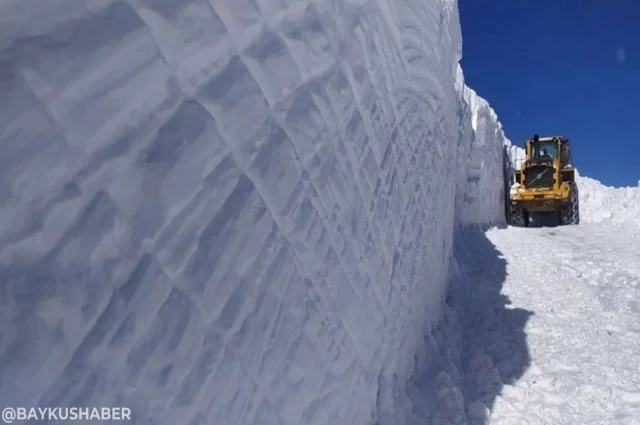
0;0;509;424
576;172;640;226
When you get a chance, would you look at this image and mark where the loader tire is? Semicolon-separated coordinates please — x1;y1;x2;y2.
508;202;529;227
560;182;580;225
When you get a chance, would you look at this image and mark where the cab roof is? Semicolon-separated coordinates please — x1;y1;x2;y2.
527;136;569;143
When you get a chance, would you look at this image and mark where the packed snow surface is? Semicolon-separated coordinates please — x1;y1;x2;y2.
469;223;640;425
415;219;640;425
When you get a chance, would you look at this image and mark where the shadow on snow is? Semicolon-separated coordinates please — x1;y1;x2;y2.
410;225;533;425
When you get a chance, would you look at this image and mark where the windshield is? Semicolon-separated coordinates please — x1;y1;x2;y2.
532;142;557;159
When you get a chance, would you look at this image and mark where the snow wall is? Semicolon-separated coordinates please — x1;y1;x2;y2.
0;0;509;424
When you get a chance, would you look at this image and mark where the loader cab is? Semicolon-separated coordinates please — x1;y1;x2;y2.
525;135;572;167
514;135;574;189
532;141;557;159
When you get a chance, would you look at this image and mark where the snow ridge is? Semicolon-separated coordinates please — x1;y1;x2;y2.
576;171;640;227
1;0;511;424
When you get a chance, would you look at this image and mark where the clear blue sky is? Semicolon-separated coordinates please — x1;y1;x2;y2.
459;0;640;187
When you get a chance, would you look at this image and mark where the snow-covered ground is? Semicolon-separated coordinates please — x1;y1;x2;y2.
473;223;640;425
403;215;640;425
1;0;639;424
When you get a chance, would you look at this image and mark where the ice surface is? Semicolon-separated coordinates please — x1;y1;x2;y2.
5;0;636;424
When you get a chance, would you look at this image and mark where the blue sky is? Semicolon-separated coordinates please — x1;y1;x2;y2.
459;0;640;187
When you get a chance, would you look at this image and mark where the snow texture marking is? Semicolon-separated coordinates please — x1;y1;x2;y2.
1;0;510;424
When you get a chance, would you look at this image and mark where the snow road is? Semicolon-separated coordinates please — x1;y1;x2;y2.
460;222;640;425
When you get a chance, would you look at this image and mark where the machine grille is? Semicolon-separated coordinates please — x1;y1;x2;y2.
524;165;555;188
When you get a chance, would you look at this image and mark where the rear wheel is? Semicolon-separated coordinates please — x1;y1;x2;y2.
508;202;529;227
560;182;580;225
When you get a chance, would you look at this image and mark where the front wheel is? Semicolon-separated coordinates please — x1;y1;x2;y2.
560;182;580;225
508;202;529;227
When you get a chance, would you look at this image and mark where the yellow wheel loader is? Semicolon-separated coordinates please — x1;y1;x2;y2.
508;134;580;227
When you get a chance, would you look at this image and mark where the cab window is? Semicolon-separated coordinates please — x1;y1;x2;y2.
532;142;557;158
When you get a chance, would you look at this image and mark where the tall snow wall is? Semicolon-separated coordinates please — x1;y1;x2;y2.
454;77;511;226
0;0;509;424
